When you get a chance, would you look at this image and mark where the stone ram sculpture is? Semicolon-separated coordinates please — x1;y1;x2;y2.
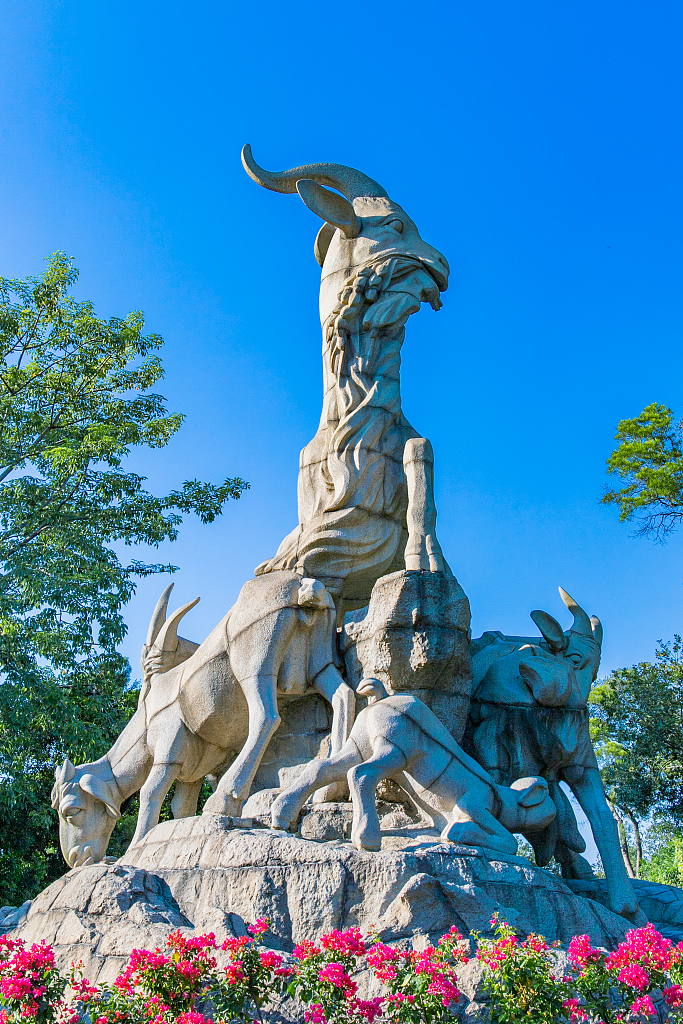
466;587;641;922
270;678;556;855
52;572;354;867
242;147;450;618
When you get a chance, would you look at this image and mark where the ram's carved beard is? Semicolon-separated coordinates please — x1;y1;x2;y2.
68;844;95;868
363;262;441;335
327;254;443;349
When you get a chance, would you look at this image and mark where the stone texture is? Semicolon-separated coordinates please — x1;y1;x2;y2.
567;877;683;943
467;588;640;924
342;569;472;742
52;572;354;867
243;147;450;613
3;816;637;992
270;690;556;856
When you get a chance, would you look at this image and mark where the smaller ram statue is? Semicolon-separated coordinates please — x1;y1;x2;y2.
270;678;556;855
52;571;354;868
466;587;641;923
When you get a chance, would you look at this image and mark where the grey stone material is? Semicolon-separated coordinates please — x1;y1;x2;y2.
32;149;654;1001
271;683;556;856
342;568;472;741
51;573;355;867
467;587;640;924
242;147;449;614
4;817;634;989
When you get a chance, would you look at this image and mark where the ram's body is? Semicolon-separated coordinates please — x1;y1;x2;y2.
52;571;355;867
271;683;556;857
465;589;641;923
242;148;450;613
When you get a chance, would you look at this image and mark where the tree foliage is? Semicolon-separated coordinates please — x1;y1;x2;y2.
589;637;683;877
603;402;683;539
0;253;247;905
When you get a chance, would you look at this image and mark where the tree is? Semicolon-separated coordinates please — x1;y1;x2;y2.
0;253;248;906
603;403;683;539
640;825;683;887
589;637;683;878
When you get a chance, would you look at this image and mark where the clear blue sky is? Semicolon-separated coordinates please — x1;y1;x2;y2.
1;0;682;682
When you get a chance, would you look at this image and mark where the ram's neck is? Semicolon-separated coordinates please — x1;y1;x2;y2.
105;707;152;801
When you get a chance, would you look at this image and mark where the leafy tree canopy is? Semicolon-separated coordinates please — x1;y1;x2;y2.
603;402;683;539
0;253;247;905
590;637;683;822
589;637;683;877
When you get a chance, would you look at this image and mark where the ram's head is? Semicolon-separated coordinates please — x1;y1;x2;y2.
242;145;449;336
51;759;121;867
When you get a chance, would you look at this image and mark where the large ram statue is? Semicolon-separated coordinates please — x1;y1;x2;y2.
52;572;354;867
242;147;450;617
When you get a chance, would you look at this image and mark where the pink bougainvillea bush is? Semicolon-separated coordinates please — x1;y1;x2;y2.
3;915;683;1023
477;914;683;1024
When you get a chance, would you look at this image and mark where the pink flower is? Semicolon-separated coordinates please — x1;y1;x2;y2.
221;935;250;955
293;939;321;961
607;923;674;973
630;994;656;1017
304;1004;326;1024
224;961;244;985
259;950;283;970
618;962;649;991
563;998;588;1022
177;1013;211;1024
346;996;384;1022
318;961;356;993
320;927;366;958
664;984;683;1007
247;918;269;937
568;934;602;967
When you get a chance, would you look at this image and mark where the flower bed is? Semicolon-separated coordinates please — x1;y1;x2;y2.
2;915;683;1023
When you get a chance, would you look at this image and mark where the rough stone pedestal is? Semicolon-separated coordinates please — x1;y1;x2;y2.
2;814;633;989
342;569;472;742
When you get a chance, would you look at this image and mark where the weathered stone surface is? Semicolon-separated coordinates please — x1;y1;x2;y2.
467;588;641;925
270;689;557;856
244;148;450;612
342;569;472;742
567;877;683;943
3;816;636;991
51;573;356;870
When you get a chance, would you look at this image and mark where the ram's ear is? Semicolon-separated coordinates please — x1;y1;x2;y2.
510;778;549;807
314;222;336;266
530;610;568;653
296;179;360;238
79;774;121;819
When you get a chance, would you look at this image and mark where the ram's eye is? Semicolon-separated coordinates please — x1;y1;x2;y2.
66;809;83;822
386;219;404;233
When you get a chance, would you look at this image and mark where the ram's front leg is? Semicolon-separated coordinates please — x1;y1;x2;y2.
348;740;407;851
403;437;445;573
203;674;281;817
128;762;182;849
569;767;644;923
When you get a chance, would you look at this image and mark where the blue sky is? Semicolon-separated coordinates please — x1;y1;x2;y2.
1;0;682;686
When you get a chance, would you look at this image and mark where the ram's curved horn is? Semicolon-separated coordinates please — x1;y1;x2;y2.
154;598;200;652
146;583;174;647
242;144;389;200
558;587;593;636
591;615;603;648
